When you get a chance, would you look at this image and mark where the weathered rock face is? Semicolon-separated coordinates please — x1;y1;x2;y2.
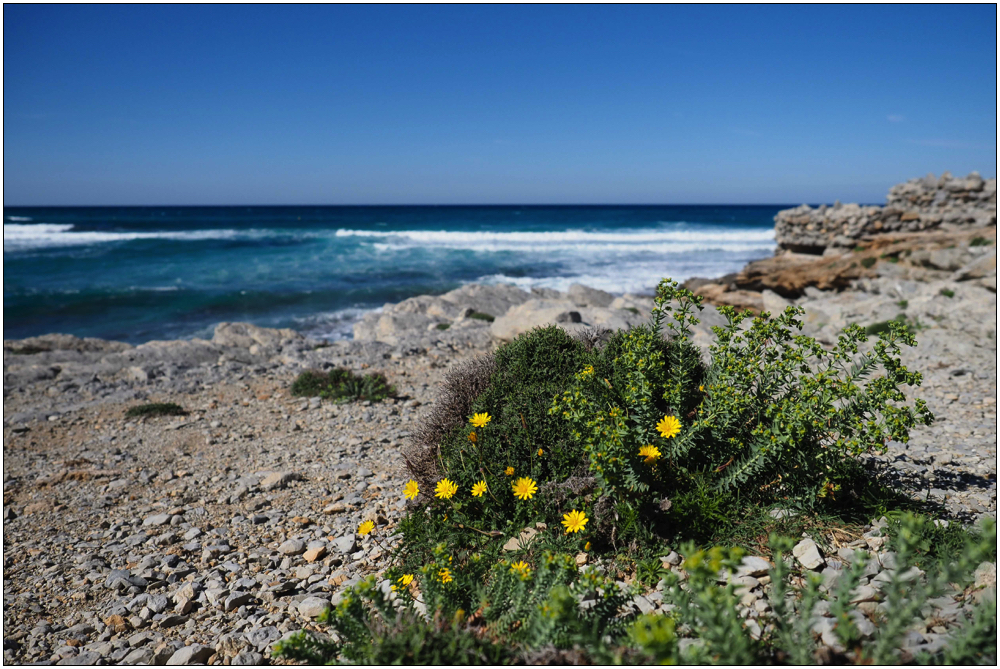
775;172;997;254
352;284;535;345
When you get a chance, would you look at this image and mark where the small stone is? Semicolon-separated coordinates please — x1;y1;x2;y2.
303;546;327;563
792;538;825;571
333;535;357;554
231;650;265;665
225;591;255;612
166;643;214;665
297;596;330;618
661;551;682;567
278;539;306;555
737;556;771;577
260;471;301;492
56;650;102;665
575;552;588;567
974;562;996;588
157;614;189;628
143;513;172;527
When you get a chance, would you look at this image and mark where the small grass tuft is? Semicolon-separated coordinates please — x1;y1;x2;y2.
970;236;993;247
940;288;955;298
896;299;909;309
860;257;877;269
436;323;451;331
290;368;395;403
468;311;495;322
125;403;187;418
7;345;50;355
865;313;925;336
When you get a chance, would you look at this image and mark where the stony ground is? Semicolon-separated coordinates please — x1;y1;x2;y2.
2;276;996;665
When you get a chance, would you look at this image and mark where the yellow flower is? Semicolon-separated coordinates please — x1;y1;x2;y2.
699;385;705;392
584;541;591;551
438;568;453;584
468;431;477;444
510;561;532;579
469;412;492;428
561;509;588;534
434;478;458;500
358;520;375;536
638;444;661;464
471;480;487;497
537;448;544;457
504;466;515;476
656;415;681;439
397;573;414;586
511;477;538;501
403;480;420;500
581;364;594;376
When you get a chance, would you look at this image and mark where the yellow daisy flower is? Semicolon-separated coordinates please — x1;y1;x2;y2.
434;478;458;500
699;385;705;392
510;561;532;579
656;415;681;439
471;480;487;497
537;448;544;457
638;444;661;464
469;412;492;428
504;466;515;476
468;431;478;444
561;509;588;534
397;574;414;586
438;568;453;584
403;480;419;500
511;477;538;501
358;520;375;536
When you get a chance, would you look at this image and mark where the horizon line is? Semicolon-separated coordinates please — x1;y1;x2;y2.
3;201;878;209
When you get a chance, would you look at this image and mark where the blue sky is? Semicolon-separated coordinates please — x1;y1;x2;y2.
4;4;996;205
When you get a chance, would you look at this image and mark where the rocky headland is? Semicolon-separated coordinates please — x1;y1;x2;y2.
3;172;996;665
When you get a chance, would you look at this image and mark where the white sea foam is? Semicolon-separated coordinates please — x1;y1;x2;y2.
334;227;775;254
5;215;33;222
3;223;247;251
293;306;379;341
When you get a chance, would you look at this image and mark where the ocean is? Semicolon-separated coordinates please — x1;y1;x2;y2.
3;205;782;344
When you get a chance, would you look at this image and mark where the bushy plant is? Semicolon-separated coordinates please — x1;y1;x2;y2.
555;279;933;513
124;402;187;418
290;368;395;403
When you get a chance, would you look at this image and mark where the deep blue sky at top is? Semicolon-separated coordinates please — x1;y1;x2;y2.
4;4;996;205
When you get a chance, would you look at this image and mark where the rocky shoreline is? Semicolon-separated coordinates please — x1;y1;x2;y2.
4;174;997;665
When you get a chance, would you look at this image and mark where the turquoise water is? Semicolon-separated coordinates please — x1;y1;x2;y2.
3;206;781;343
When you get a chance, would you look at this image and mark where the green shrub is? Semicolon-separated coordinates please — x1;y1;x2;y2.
556;280;932;511
436;323;451;331
866;313;926;336
940;288;955;298
124;403;187;418
6;345;49;355
970;236;993;247
290;368;395;403
468;311;495;322
861;257;878;268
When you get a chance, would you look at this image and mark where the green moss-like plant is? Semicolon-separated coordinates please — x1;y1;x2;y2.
468;311;495;322
124;403;187;418
290;368;395;403
860;257;877;269
940;288;956;298
970;236;993;247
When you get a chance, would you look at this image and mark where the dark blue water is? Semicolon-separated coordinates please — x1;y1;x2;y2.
3;206;781;343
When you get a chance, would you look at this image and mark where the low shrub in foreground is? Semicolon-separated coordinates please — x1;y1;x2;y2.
274;515;996;665
290;368;395;403
124;402;187;418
